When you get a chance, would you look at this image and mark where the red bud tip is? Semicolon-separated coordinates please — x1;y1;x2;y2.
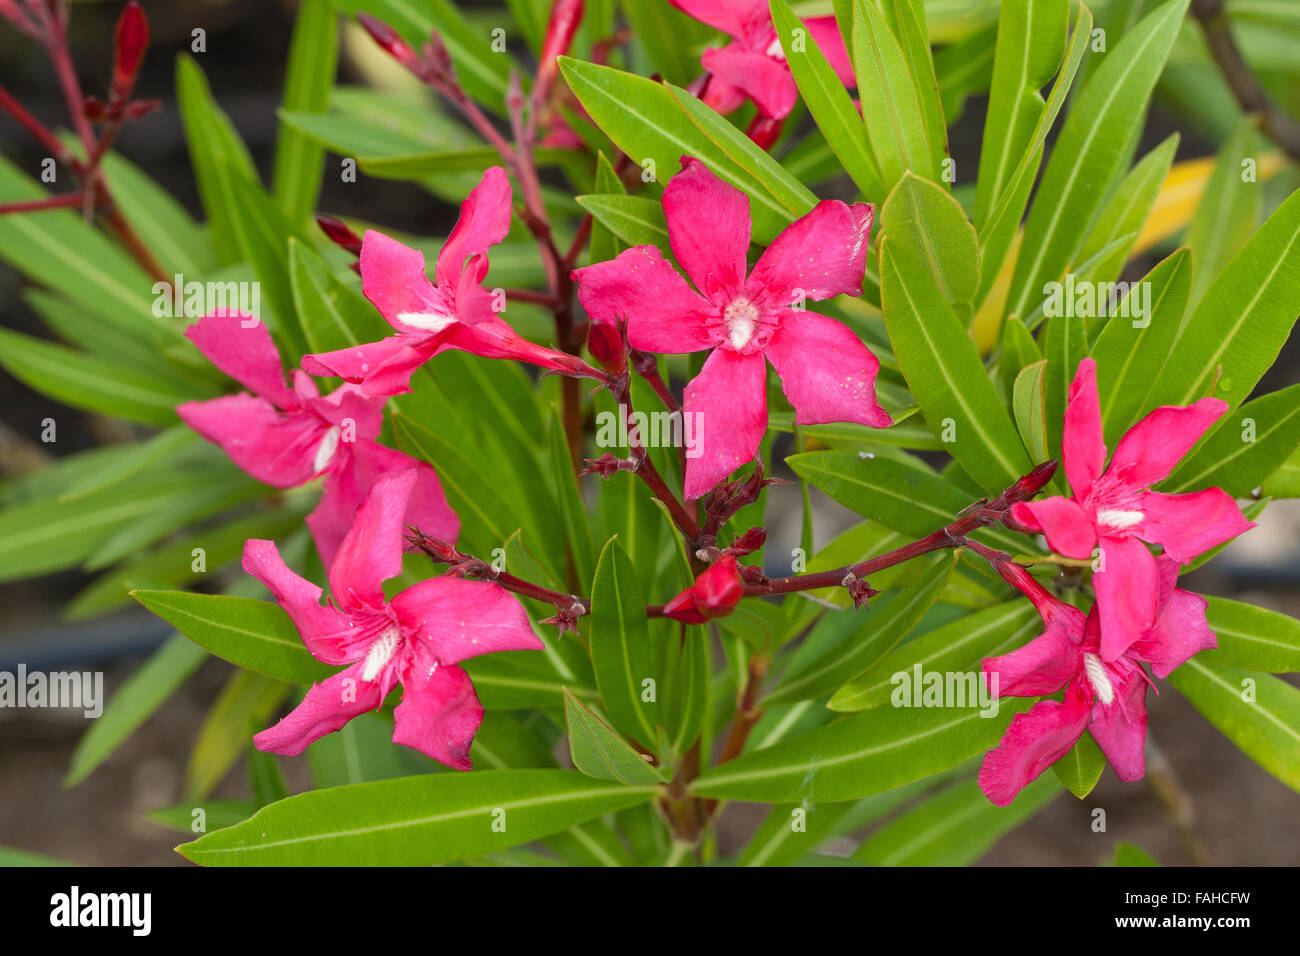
585;319;625;372
731;527;767;556
358;12;421;70
537;0;584;98
316;215;364;257
113;2;149;87
82;95;105;122
663;554;745;624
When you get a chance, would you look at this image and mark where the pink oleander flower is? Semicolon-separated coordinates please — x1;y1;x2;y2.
303;166;595;397
176;312;457;567
1009;358;1253;662
671;0;853;119
572;157;890;499
663;552;745;623
246;470;544;768
979;559;1216;807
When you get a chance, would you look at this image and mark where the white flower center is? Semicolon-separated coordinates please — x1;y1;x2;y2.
1095;508;1145;531
313;426;341;472
396;310;457;332
360;627;401;682
1083;652;1115;706
723;297;759;349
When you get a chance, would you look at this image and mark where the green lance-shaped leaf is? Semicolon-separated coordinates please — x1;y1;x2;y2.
689;699;1030;803
1186;116;1262;309
1169;658;1300;795
1145;186;1300;413
854;773;1061;865
1052;732;1106;799
0;329;202;426
576;194;669;251
589;538;661;748
880;239;1034;493
185;669;289;800
176;55;259;266
1091;248;1192;445
131;591;337;685
850;0;938;190
785;451;1029;558
65;635;208;787
1073;133;1179;290
830;600;1040;712
974;0;1069;228
564;690;668;785
288;239;392;355
1005;0;1188;322
559;58;806;241
1263;446;1300;499
877;0;948;176
770;0;885;200
222;173;310;361
1043;307;1085;469
177;770;658;866
1012;360;1049;465
766;553;957;704
997;314;1041;404
1161;383;1300;497
273;0;337;225
1200;598;1300;674
976;2;1093;303
99;150;215;277
880;172;980;324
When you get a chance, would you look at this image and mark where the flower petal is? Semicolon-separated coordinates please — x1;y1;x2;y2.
309;442;459;569
301;336;434;398
983;616;1084;698
572;246;713;353
1094;534;1159;661
682;348;768;499
1136;584;1217;679
253;662;381;756
668;0;767;37
178;393;323;488
1137;488;1255;563
390;578;543;665
1088;670;1148;782
1108;397;1228;488
392;659;483;770
241;538;356;665
1063;357;1106;499
1009;497;1097;559
700;44;798;119
746;200;873;306
328;469;417;612
359;230;453;330
184;312;297;408
765;311;891;427
978;682;1091;807
805;16;854;85
663;157;751;302
434;166;512;290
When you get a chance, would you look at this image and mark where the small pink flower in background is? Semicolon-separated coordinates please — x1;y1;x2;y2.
978;559;1216;807
176;312;457;567
246;470;544;768
303;166;595;396
671;0;853;119
572;157;890;499
1010;358;1253;661
663;552;745;623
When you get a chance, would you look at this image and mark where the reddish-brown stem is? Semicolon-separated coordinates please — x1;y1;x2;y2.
504;287;562;308
564;213;593;267
0;193;85;214
701;655;767;819
0;82;81;168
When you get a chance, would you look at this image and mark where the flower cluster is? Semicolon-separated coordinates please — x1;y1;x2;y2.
978;358;1253;805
